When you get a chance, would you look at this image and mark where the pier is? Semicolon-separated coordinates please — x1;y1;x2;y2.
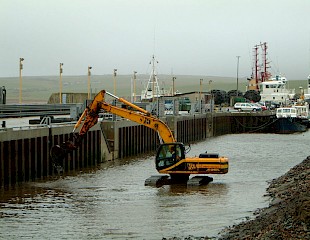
0;110;273;188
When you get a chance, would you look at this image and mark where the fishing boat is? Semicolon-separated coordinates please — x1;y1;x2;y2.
251;103;308;134
272;105;308;133
246;42;295;105
276;108;308;133
246;42;307;134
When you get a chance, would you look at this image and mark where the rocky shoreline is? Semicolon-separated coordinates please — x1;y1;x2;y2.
218;156;310;240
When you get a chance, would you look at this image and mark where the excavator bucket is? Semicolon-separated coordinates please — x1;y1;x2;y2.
50;140;77;167
50;145;65;167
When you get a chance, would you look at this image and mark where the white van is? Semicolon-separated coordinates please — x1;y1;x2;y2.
234;102;261;111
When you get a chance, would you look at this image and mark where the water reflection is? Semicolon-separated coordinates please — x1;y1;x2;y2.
156;182;228;196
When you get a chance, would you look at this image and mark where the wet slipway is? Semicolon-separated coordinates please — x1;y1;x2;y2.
0;132;309;239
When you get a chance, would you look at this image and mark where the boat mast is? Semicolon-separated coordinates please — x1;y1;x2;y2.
250;42;271;91
254;44;260;91
143;55;161;100
261;42;271;82
152;55;155;100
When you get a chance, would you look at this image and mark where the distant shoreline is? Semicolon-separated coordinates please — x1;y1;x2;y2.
1;76;308;104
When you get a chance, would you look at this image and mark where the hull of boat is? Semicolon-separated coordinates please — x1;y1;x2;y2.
269;118;307;134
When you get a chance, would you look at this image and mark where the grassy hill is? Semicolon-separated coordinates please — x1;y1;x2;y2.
0;75;308;104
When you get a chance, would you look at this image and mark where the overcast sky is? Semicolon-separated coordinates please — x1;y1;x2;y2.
1;0;310;79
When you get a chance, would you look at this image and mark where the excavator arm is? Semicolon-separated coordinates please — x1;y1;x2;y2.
50;90;175;165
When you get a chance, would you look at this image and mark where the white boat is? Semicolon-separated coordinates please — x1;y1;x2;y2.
259;74;295;105
274;106;308;133
276;102;309;128
246;42;295;104
140;55;169;101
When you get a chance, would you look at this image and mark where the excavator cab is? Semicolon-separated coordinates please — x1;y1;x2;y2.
155;143;185;170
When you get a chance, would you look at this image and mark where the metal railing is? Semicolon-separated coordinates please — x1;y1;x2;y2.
0;104;76;118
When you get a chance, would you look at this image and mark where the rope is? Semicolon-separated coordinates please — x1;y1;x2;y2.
233;116;277;133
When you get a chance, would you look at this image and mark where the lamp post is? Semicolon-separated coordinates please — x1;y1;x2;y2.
19;58;24;104
172;76;176;96
209;80;213;112
59;63;63;104
236;56;240;96
200;79;203;112
113;69;117;95
88;66;92;99
133;71;137;102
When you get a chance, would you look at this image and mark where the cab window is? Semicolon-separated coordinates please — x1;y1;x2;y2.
156;144;183;169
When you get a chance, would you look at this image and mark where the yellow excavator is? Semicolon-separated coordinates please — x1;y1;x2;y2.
50;90;228;185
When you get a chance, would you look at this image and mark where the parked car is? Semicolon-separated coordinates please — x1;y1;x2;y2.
179;97;191;112
234;102;261;111
164;100;173;111
252;102;267;111
258;101;269;110
263;101;279;110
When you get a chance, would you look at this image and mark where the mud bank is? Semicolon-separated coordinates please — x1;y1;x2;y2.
218;156;310;240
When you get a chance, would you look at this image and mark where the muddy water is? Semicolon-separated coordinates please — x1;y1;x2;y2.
1;132;309;239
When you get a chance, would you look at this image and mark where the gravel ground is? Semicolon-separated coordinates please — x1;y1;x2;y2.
163;156;310;240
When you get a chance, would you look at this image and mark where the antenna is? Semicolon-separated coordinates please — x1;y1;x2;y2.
308;32;310;71
153;26;156;56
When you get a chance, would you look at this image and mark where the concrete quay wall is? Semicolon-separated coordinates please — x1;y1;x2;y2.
0;112;272;187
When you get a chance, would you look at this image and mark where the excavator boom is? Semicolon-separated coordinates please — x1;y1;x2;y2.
75;90;175;143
